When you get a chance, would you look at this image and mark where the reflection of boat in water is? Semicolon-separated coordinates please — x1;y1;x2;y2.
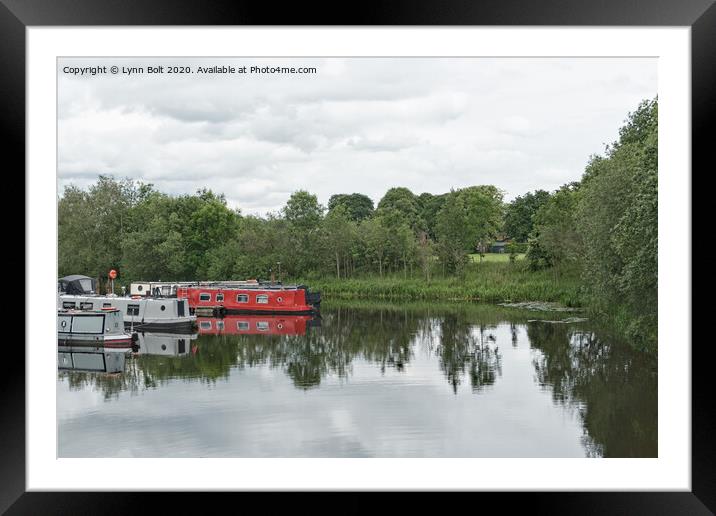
59;275;196;332
57;308;135;348
196;314;321;336
57;307;135;373
134;331;198;356
58;348;129;373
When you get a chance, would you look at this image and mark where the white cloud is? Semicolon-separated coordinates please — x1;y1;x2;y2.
58;57;657;213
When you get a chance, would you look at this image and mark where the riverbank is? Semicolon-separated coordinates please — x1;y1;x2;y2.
295;261;583;307
299;265;656;351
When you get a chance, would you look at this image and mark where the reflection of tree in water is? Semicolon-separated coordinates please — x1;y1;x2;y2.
61;358;147;401
437;314;502;394
528;323;657;457
233;305;418;389
60;338;244;399
59;303;527;397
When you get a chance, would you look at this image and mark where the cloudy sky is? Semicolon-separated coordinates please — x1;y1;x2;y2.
58;57;656;215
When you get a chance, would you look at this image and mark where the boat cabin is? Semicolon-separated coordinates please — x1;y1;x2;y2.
57;308;126;336
57;308;135;349
58;274;96;295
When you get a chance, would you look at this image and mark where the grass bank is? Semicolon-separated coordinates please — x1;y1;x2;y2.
295;261;583;307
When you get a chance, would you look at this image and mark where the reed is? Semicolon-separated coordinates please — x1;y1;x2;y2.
295;261;583;307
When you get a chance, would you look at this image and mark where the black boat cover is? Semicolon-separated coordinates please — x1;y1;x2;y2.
58;275;97;295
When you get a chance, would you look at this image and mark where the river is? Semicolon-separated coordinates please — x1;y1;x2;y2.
57;301;657;457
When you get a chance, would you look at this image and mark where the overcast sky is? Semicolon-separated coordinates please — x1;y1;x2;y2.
58;57;656;215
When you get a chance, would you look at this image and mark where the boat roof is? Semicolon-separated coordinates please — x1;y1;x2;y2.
59;274;94;282
58;308;121;315
193;284;301;290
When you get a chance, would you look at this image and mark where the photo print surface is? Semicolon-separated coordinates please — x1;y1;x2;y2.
57;57;657;458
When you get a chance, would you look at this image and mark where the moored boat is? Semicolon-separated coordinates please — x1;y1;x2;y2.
57;308;136;349
59;275;196;332
130;280;321;315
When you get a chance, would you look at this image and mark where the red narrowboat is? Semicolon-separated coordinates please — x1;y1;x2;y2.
180;284;319;315
129;281;321;315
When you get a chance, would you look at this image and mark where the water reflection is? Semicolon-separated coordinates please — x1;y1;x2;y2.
528;322;657;457
436;314;502;393
58;303;657;457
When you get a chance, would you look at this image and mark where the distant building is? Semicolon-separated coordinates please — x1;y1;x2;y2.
489;239;511;253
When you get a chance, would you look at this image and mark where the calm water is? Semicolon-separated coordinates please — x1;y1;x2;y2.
57;302;657;457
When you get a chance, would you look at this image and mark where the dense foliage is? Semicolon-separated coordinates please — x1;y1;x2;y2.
526;98;658;346
59;181;505;285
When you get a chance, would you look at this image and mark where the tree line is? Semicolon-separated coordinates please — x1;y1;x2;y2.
59;98;657;341
58;180;506;282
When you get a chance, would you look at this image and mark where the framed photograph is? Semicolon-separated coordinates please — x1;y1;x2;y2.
5;0;710;512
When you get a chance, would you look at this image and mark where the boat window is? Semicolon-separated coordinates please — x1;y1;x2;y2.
80;302;93;310
177;300;185;317
256;321;269;331
62;301;76;309
78;278;94;293
70;314;104;334
199;293;211;302
216;293;224;302
200;321;212;330
217;321;224;331
103;302;112;308
57;315;72;331
236;294;249;303
237;321;249;330
256;295;269;304
127;304;140;316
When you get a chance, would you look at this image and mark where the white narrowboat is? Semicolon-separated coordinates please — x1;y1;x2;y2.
58;275;196;332
57;308;135;349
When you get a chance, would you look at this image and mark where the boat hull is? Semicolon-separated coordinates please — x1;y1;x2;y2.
123;319;196;333
57;336;135;349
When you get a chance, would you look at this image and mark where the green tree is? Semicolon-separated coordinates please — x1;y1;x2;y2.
58;175;141;282
504;189;551;242
417;192;448;239
433;186;504;273
320;205;358;279
457;185;504;253
283;190;325;274
376;187;424;232
283;190;324;231
185;193;240;278
327;193;374;221
434;191;469;274
360;216;390;276
527;183;581;271
576;98;657;343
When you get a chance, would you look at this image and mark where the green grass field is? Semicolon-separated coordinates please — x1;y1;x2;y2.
469;253;525;263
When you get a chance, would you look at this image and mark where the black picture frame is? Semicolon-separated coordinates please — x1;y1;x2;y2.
3;0;710;512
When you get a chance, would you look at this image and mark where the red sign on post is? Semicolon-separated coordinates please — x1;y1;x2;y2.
109;269;117;279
